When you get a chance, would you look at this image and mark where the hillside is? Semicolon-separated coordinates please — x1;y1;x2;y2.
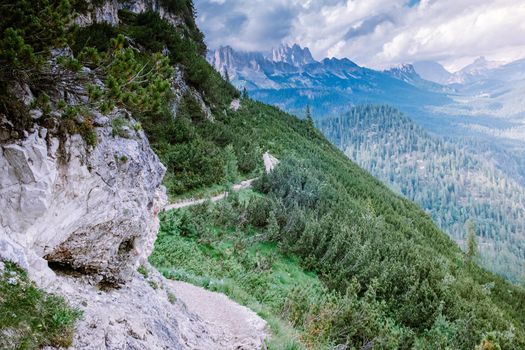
1;1;525;349
318;106;525;283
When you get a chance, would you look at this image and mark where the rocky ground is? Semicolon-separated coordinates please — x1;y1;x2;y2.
43;266;268;350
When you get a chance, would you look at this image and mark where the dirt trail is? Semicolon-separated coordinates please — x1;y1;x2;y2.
163;179;256;211
168;280;268;349
159;152;280;349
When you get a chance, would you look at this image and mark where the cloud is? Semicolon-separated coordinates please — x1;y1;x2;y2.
344;14;394;40
194;0;525;70
195;0;302;51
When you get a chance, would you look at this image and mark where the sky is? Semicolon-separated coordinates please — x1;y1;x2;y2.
194;0;525;71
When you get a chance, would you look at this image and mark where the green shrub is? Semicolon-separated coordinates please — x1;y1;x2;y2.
78;120;97;146
137;265;149;278
111;117;128;138
167;291;177;304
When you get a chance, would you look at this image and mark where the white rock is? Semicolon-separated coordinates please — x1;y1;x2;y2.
29;109;43;120
75;0;120;26
0;237;29;270
263;151;279;173
230;98;241;111
0;112;166;286
42;267;267;350
92;112;109;127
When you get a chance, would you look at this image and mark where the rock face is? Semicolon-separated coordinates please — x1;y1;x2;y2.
269;43;315;67
263;152;279;173
75;0;183;27
0;110;166;286
44;268;210;350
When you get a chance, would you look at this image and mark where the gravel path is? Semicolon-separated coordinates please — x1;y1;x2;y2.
163;179;256;211
168;280;268;349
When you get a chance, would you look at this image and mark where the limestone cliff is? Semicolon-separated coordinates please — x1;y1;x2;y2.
0;106;165;287
75;0;183;27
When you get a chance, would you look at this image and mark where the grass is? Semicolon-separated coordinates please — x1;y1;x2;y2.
0;262;82;350
150;192;325;349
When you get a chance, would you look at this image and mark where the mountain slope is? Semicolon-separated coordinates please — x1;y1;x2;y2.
319;105;525;283
412;60;453;85
159;97;525;348
2;1;525;349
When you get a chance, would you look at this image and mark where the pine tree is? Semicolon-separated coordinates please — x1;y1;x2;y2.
466;220;478;261
305;104;314;128
266;210;280;240
241;87;249;99
224;68;230;82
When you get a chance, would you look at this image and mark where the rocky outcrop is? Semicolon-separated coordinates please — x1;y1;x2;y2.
269;43;315;67
0;95;266;349
0;108;166;286
263;151;279;173
41;266;267;350
75;0;120;26
75;0;183;27
43;268;211;349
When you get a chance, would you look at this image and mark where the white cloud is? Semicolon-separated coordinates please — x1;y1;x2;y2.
195;0;525;69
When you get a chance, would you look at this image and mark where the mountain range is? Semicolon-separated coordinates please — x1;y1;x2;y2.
207;44;525;184
413;56;525;86
207;44;450;117
207;44;525;119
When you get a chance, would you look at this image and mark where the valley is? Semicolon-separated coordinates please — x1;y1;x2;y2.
319;105;525;283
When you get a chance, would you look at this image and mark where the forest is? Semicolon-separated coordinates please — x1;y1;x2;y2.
319;106;525;283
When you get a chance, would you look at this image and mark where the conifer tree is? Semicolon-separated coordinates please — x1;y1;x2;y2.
241;87;249;99
224;144;238;187
305;104;314;128
466;220;478;261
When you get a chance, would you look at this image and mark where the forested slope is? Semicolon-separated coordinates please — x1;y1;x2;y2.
318;105;525;283
144;91;525;347
2;0;525;349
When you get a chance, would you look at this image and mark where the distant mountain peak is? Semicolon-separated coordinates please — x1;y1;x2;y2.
449;56;504;84
461;56;501;72
268;43;315;67
388;63;418;75
385;64;422;83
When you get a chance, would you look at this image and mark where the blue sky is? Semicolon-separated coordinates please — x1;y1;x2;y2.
194;0;525;71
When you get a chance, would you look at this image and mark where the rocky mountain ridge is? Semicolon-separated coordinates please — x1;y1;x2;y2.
206;44;450;118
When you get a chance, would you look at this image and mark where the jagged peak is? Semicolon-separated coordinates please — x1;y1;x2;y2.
321;56;359;68
385;63;418;75
268;43;315;67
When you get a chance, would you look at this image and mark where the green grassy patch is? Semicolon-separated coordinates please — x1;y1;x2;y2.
0;262;82;350
150;193;324;349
